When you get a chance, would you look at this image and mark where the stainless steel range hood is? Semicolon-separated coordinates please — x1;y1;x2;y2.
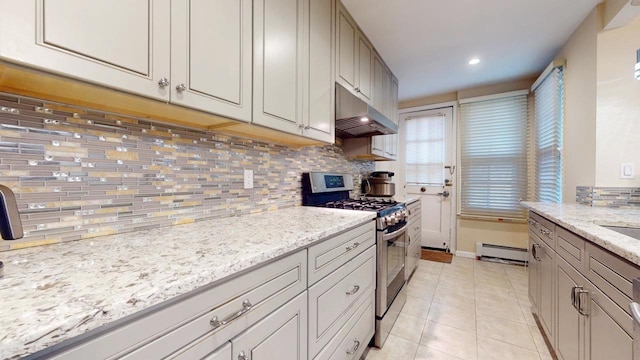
335;83;398;138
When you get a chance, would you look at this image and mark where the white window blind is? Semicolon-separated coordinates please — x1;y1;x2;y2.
405;113;445;185
533;67;564;203
459;94;528;219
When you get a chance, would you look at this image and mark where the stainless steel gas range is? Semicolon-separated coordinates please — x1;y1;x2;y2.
302;172;408;348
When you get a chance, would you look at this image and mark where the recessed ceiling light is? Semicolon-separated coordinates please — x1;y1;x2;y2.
360;116;369;122
469;58;480;65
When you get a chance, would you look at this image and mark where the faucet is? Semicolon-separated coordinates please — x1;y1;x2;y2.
0;185;24;277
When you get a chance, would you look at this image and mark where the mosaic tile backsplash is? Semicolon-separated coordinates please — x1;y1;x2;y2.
576;186;640;207
0;93;373;251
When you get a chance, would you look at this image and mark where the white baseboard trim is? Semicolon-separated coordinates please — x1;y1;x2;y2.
455;250;476;259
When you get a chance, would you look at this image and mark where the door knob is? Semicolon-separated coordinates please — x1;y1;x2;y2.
420;187;426;192
437;191;450;197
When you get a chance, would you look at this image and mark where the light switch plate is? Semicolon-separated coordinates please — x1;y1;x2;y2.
621;163;635;179
244;169;254;189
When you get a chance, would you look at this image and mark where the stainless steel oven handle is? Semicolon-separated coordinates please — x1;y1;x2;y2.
382;223;408;241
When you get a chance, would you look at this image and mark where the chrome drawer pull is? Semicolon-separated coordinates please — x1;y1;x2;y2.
345;242;360;251
571;286;581;310
577;289;590;316
210;299;253;329
346;285;360;295
346;339;360;355
238;351;249;360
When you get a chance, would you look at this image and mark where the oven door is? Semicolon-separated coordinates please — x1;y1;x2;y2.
376;222;407;316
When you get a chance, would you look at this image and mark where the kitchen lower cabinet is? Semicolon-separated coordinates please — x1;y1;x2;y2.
528;211;637;360
307;221;376;360
406;199;422;280
528;230;554;347
172;292;307;360
231;291;308;360
556;256;633;360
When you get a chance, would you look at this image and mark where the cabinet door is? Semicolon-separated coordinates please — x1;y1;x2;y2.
585;283;633;360
372;54;385;113
556;257;584;360
171;0;252;122
528;234;540;312
356;34;372;102
336;3;356;91
382;66;392;118
232;292;307;360
303;0;334;143
371;135;385;157
538;242;555;346
0;0;171;100
382;134;397;160
391;75;399;124
253;0;304;134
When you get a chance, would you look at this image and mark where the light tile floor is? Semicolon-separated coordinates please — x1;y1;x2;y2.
365;256;553;360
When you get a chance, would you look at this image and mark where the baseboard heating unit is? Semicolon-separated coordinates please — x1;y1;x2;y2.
475;243;528;265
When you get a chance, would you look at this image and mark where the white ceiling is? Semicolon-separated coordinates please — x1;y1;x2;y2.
341;0;602;102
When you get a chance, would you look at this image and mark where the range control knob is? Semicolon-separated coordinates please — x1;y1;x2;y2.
384;216;392;227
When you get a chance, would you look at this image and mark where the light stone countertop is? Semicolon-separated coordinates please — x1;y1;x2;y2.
0;206;376;359
521;202;640;266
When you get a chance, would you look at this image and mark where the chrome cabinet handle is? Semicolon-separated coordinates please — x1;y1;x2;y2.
571;286;581;310
540;228;552;236
238;351;249;360
630;302;640;324
346;285;360;295
345;242;360;251
577;289;589;316
528;218;539;226
346;339;360;355
531;243;541;261
354;87;360;92
176;83;187;92
158;78;169;88
210;299;253;329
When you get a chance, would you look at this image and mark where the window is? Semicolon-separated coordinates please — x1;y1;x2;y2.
405;113;445;185
533;66;564;202
459;92;528;219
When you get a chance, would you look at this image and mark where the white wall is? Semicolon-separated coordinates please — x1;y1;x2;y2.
595;15;640;186
556;8;599;202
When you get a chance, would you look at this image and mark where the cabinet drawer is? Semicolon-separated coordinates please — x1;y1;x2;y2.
54;250;307;360
529;212;555;248
586;242;640;316
556;226;586;270
308;221;375;285
170;341;231;360
308;245;376;358
315;293;374;360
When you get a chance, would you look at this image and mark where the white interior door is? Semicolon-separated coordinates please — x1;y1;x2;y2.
404;107;455;251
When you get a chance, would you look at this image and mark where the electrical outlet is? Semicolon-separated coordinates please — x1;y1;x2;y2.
244;169;254;189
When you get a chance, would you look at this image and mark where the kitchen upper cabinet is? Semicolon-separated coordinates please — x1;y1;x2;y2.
336;2;372;103
391;75;399;124
253;0;304;134
356;36;373;102
254;0;335;143
372;54;385;113
0;0;171;101
171;0;252;121
303;0;336;143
